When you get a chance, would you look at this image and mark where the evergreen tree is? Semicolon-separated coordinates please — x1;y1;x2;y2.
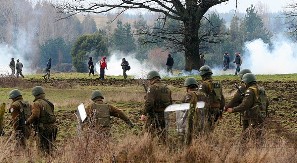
71;33;108;72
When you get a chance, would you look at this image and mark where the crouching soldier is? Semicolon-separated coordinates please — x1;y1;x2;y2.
26;86;57;155
84;91;134;136
8;89;31;148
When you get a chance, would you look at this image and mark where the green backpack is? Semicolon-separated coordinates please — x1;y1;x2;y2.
250;86;269;118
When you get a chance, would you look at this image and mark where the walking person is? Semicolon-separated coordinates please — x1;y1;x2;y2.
42;58;51;80
99;56;107;80
121;58;130;79
140;71;172;143
88;57;95;76
16;59;24;78
223;52;230;70
166;54;174;75
233;52;242;75
9;58;15;76
26;86;57;155
198;65;225;132
8;89;31;148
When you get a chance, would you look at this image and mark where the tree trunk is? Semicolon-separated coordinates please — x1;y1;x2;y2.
183;19;200;71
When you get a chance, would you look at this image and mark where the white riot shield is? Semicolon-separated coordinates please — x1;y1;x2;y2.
165;102;205;134
76;103;87;135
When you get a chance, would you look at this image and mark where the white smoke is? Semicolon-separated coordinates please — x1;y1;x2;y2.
243;36;297;74
0;44;28;75
94;51;170;79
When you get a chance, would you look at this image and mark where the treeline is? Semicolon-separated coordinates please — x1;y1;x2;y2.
0;1;291;72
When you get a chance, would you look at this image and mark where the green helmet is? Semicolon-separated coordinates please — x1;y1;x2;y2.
9;89;22;99
238;69;252;79
32;86;45;96
184;77;198;87
91;90;104;100
147;71;160;80
242;73;256;84
199;65;213;76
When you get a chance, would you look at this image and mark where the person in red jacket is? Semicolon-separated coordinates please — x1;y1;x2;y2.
100;56;107;80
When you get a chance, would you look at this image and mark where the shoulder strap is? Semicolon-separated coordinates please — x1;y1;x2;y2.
42;99;54;110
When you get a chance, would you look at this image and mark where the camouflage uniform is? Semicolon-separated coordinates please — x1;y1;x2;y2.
143;78;172;142
9;96;31;148
85;98;133;135
225;69;252;129
228;73;269;140
225;83;249;129
199;66;225;132
27;87;57;155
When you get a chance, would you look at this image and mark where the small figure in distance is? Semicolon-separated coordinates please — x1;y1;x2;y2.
9;58;15;76
99;56;107;80
16;59;24;78
88;57;95;76
166;54;174;75
121;58;130;79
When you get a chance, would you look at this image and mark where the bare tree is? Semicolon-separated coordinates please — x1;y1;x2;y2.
57;0;230;71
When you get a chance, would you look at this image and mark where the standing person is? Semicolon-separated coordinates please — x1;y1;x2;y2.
88;57;95;76
233;52;242;75
178;77;208;145
9;58;15;76
16;59;24;78
121;58;130;79
84;90;134;134
8;89;31;148
200;54;206;67
198;65;225;132
226;73;269;140
223;52;230;70
26;86;57;155
99;56;107;80
43;58;51;80
140;71;172;143
166;54;174;75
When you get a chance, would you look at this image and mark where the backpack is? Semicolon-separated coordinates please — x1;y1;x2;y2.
249;86;269;118
126;65;131;71
205;80;223;107
39;99;56;124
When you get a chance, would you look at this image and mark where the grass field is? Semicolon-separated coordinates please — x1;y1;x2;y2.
0;73;296;162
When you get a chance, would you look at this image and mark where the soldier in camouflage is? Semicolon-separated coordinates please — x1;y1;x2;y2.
85;90;134;135
26;86;57;155
179;77;208;145
225;69;251;129
140;71;172;143
8;89;31;148
198;65;225;132
226;73;268;140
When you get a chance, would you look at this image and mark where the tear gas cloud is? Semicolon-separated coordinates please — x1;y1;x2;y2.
242;37;297;74
0;44;28;75
96;35;297;78
95;51;170;79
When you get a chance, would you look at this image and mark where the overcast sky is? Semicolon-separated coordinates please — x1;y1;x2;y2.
211;0;295;13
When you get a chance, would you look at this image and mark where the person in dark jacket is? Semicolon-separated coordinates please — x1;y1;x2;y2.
223;52;230;70
43;58;51;80
88;57;95;76
200;54;206;67
121;58;129;79
233;52;242;75
166;54;174;75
